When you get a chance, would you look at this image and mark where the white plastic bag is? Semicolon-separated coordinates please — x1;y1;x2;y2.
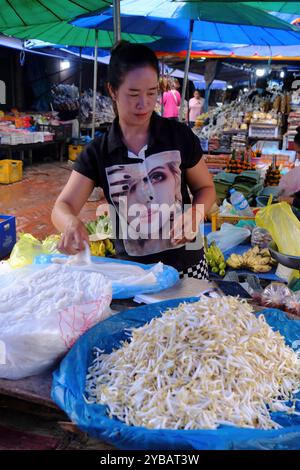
0;264;112;379
207;223;251;252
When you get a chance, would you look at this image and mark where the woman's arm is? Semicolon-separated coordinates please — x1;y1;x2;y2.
186;158;216;216
51;171;95;254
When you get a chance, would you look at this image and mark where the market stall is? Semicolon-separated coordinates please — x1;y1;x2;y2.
2;0;300;453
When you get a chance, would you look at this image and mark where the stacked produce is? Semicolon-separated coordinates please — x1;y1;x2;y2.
264;164;281;187
226;150;241;174
227;246;275;273
204;240;226;276
226;150;256;174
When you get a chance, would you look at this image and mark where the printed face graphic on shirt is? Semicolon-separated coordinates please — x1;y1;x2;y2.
106;151;182;256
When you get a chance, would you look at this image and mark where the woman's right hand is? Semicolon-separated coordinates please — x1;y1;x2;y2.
58;216;90;255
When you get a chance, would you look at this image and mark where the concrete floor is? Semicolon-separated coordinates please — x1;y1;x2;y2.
0;162;101;240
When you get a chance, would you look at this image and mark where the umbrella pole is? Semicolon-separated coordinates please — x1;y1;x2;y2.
113;0;121;43
78;47;82;140
161;57;165;116
79;47;83;97
179;19;194;122
92;30;99;140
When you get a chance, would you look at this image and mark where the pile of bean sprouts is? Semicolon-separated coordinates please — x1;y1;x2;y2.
85;297;300;430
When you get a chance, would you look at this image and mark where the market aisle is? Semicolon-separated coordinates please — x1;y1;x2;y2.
0;163;102;240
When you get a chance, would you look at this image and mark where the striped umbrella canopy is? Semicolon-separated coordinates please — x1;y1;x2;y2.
244;2;300;14
2;20;158;48
0;1;111;27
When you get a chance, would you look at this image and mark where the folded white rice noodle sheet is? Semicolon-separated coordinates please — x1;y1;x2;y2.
53;246;163;287
0;264;112;379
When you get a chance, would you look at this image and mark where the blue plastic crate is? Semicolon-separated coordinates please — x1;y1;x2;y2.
0;215;16;259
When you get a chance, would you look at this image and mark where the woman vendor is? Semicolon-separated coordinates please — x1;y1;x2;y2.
279;128;300;209
52;42;215;279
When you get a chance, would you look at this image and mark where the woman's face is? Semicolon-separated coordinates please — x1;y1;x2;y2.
194;91;200;100
110;66;158;126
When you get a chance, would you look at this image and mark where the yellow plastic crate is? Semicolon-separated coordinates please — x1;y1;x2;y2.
0;159;23;184
211;210;256;232
68;144;85;162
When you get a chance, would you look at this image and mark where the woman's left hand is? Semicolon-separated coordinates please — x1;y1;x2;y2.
170;207;204;246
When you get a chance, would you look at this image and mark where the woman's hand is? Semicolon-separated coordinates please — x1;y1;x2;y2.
170;206;204;247
58;216;90;255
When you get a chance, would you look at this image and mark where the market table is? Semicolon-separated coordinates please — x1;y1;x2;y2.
0;140;67;165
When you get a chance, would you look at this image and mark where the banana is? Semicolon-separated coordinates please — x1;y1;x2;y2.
226;246;274;273
252;264;272;273
205;241;227;276
104;238;116;255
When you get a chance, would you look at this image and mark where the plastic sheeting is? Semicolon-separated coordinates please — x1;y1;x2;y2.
34;255;179;299
52;298;300;450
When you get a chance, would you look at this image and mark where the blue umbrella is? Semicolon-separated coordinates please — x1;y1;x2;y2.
72;8;300;45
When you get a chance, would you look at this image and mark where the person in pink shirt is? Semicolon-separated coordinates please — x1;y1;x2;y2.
187;89;204;127
162;79;181;120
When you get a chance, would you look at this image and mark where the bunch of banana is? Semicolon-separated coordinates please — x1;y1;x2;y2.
204;239;227;276
227;246;274;273
89;239;115;257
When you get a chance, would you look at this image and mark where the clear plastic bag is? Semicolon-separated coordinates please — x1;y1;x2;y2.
0;264;112;380
251;227;273;249
207;223;251;252
261;282;291;310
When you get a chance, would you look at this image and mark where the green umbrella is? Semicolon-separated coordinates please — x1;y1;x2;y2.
0;1;158;138
180;1;300;15
2;21;158;48
0;0;111;27
244;2;300;14
1;21;158;138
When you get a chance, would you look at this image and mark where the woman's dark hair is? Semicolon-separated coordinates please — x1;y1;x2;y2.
108;41;159;91
295;126;300;147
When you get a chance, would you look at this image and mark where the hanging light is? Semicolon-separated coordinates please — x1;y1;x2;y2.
256;68;266;77
280;71;285;78
227;84;233;89
60;60;70;70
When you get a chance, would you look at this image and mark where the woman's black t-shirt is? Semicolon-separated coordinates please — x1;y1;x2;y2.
74;112;204;271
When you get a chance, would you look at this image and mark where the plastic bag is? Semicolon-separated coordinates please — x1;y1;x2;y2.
34;254;179;300
251;227;273;249
256;202;300;257
8;233;60;268
207;223;251;252
0;264;112;379
261;283;292;310
52;298;300;450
